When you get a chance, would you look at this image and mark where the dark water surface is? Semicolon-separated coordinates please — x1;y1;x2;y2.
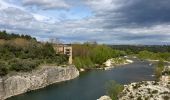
7;59;155;100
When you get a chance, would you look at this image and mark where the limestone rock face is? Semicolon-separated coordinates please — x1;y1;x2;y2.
0;65;79;100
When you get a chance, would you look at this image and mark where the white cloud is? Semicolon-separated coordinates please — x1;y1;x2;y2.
84;0;124;11
22;0;71;9
0;0;170;44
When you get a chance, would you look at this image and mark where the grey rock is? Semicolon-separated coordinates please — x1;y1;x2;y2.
0;65;79;100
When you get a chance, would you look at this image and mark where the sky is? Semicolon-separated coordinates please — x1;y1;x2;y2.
0;0;170;45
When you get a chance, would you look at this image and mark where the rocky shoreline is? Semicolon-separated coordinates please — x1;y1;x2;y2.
0;65;79;100
98;77;170;100
119;65;170;100
103;58;134;70
119;79;170;100
98;63;170;100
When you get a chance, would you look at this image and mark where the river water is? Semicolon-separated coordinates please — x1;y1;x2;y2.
7;59;155;100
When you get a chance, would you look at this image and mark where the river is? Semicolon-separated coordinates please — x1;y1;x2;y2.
7;59;155;100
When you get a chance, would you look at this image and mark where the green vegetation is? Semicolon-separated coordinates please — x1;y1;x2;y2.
0;31;68;76
72;44;126;69
0;30;36;40
0;61;9;76
154;60;164;79
105;80;124;100
137;50;168;80
137;50;170;61
110;45;170;54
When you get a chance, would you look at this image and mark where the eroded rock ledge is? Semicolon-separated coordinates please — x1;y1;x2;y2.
0;65;79;100
98;77;170;100
119;80;170;100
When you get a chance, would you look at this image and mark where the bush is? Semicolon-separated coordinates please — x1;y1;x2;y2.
0;61;9;76
73;57;94;69
154;60;164;79
10;59;39;72
105;80;124;100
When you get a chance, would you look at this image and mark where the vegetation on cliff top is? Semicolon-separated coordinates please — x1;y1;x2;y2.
0;31;68;76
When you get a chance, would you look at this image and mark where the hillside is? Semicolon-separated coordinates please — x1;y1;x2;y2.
0;31;68;76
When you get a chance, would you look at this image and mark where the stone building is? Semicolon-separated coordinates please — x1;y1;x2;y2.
53;44;72;64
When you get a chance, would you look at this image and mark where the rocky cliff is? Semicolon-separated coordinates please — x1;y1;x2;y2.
0;65;79;100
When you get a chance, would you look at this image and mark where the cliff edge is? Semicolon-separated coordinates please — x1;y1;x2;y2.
0;65;79;100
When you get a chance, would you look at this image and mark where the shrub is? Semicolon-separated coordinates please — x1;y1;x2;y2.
0;61;9;76
73;57;94;69
10;59;39;72
105;80;124;100
154;60;164;79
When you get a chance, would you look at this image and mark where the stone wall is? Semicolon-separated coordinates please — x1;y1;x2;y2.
0;65;79;100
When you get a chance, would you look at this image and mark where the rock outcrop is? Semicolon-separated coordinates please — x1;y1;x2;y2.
119;81;170;100
103;58;133;70
119;64;170;100
0;65;79;100
97;95;112;100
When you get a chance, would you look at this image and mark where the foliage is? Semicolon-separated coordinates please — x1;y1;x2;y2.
110;45;170;54
0;61;9;76
10;59;39;72
72;44;126;69
73;57;94;69
137;50;170;61
105;80;124;100
0;31;68;76
154;60;164;79
0;30;36;40
138;50;157;60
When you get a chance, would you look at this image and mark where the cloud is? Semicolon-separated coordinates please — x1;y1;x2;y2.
0;0;170;44
85;0;170;28
22;0;71;10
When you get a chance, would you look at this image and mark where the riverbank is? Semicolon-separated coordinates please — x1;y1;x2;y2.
119;76;170;100
7;59;155;100
0;65;79;100
103;58;134;70
79;58;134;72
98;63;170;100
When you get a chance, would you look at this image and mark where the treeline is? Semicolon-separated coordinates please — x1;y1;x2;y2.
0;31;68;76
72;44;126;69
0;30;36;40
110;45;170;54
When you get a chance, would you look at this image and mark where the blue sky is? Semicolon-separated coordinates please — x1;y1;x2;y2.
0;0;170;44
